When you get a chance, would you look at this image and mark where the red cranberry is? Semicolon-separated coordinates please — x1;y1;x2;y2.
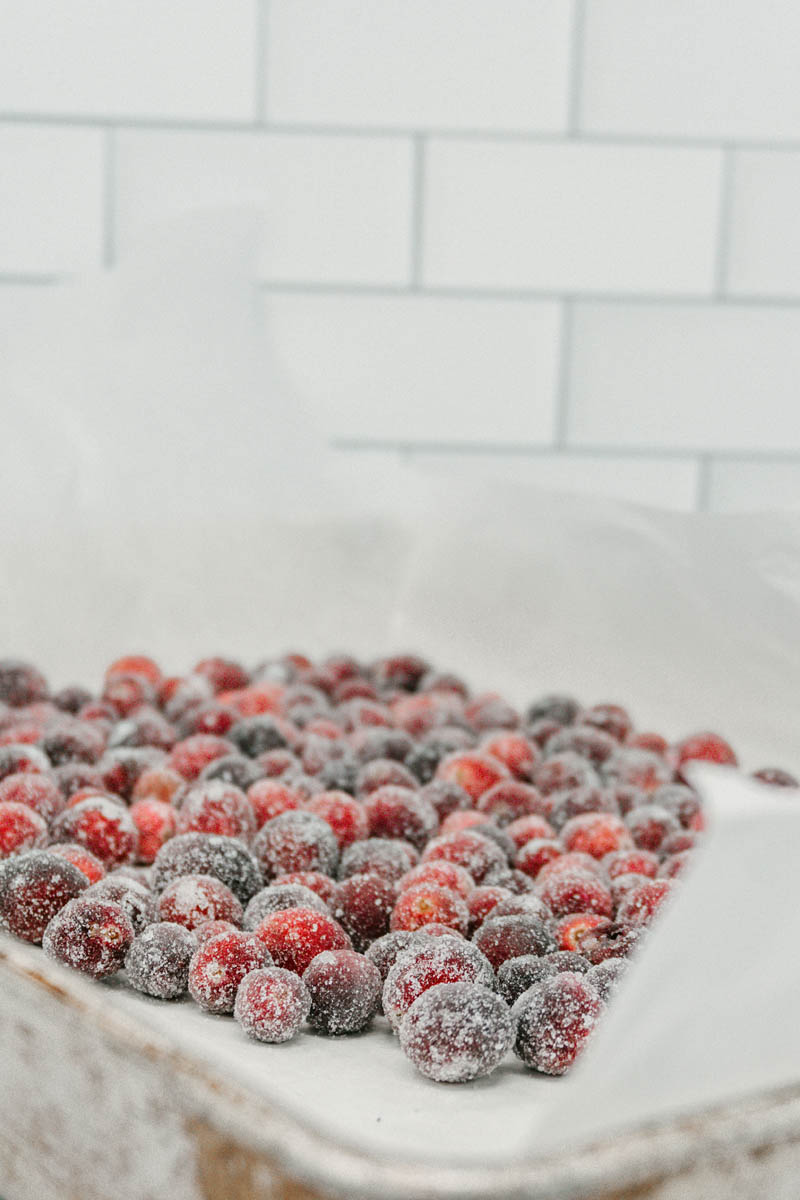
525;694;581;727
273;870;339;907
439;810;493;835
418;779;471;822
401;982;513;1082
515;838;563;879
581;703;633;742
105;655;162;687
234;966;311;1042
464;693;519;732
752;767;798;788
434;752;509;803
652;783;703;828
0;850;88;942
188;930;268;1014
175;781;255;840
362;786;437;852
467;885;513;933
549;786;619;832
51;796;138;868
537;851;603;884
125;921;196;999
630;731;669;754
382;934;494;1030
131;765;184;805
625;804;681;853
247;779;302;829
130;797;177;864
513;971;602;1075
339;837;418;883
152;833;262;904
586;957;629;1001
252;811;339;881
256;749;299;778
390;883;469;935
43;896;134;978
479;732;538;781
561;812;633;859
473;913;552;969
534;753;599;797
194;657;250;694
603;848;659;880
575;919;641;964
333;872;395;950
86;875;154;933
99;747;166;800
617;879;673;925
244;883;329;930
371;654;430;693
305;791;368;849
660;830;696;855
659;851;691;879
545;726;618;767
497;950;588;1004
365;929;430;983
552;911;607;952
158;873;243;931
168;735;234;782
352;726;415;765
0;801;47;857
537;870;613;919
181;702;236;739
0;660;49;707
603;748;672;792
0;743;50;780
49;842;106;884
492;894;551;922
506;814;556;851
254;907;351;976
355;759;417;796
421;830;506;884
475;781;543;827
398;860;473;899
303;948;381;1035
194;919;240;945
675;731;738;773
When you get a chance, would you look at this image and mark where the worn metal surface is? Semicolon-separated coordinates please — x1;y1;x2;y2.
2;934;800;1200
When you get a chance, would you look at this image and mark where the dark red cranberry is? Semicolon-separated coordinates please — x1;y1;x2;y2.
43;896;134;978
575;919;641;964
234;966;311;1041
365;929;429;983
625;804;681;853
421;830;506;884
400;982;512;1082
525;694;580;727
404;726;475;783
152;832;262;904
52;685;93;714
534;753;599;798
0;849;88;942
513;971;602;1075
180;702;236;738
659;851;691;879
466;885;513;933
417;780;471;824
0;743;50;780
339;837;418;883
86;875;154;933
99;747;165;800
125;921;196;999
382;934;494;1030
158;873;243;930
188;930;268;1013
497;950;588;1004
194;657;250;694
199;753;263;792
108;708;176;752
586;957;628;1001
252;811;339;881
229;715;297;758
355;759;417;796
581;703;633;742
333;872;395;950
363;786;437;851
176;781;255;840
303;948;382;1035
752;767;798;788
473;913;552;969
537;870;613;919
0;660;49;707
652;784;702;828
371;654;429;693
548;785;618;832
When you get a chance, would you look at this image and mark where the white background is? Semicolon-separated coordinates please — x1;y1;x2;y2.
2;0;800;513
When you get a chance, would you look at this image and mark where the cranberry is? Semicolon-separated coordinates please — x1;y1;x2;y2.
545;726;618;767
404;727;475;783
439;809;493;835
473;780;541;827
252;811;339;881
194;919;240;945
586;957;629;1001
0;850;88;942
491;894;551;922
86;875;154;933
49;842;106;885
108;708;176;753
131;765;184;805
652;783;703;828
537;851;603;884
537;870;613;919
616;879;673;926
473;913;552;969
421;830;506;884
390;883;468;935
194;657;249;695
0;743;50;780
182;702;237;738
365;930;429;982
152;833;262;904
417;780;471;822
382;934;494;1031
581;703;633;742
353;727;414;765
306;791;368;849
464;693;519;732
661;830;696;855
603;747;672;792
234;966;311;1042
333;872;395;950
168;735;234;782
575;919;641;964
479;732;538;781
603;849;659;880
188;930;268;1014
434;751;509;803
199;753;263;792
302;949;381;1035
549;786;618;832
0;801;47;857
401;982;512;1083
102;673;156;718
158;873;243;930
256;749;299;778
371;654;430;693
247;779;302;829
533;753;599;797
552;911;607;952
130;797;177;864
339;837;418;883
244;883;329;931
515;838;563;879
675;731;738;773
273;870;339;907
99;747;165;800
563;811;632;859
625;804;681;853
513;972;602;1075
0;660;48;707
175;781;255;840
753;767;798;788
355;759;417;796
363;786;437;851
506;814;556;852
43;896;134;978
125;921;196;999
497;950;588;1004
466;885;513;933
230;715;297;758
525;694;580;727
630;731;669;754
253;907;351;976
106;655;162;687
334;678;378;703
659;851;691;879
51;796;138;868
398;861;473;900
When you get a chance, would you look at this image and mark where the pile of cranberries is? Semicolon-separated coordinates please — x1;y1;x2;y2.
0;654;794;1084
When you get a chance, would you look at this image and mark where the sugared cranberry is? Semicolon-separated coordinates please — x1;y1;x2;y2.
252;811;339;881
525;694;580;727
339;837;418;883
536;851;603;884
305;791;368;849
651;783;702;829
194;657;250;695
752;767;798;788
536;869;613;919
434;752;509;803
365;930;428;983
476;781;544;827
105;655;162;687
256;749;299;778
575;919;641;964
492;894;551;922
152;832;262;904
659;851;691;879
0;743;50;780
86;875;154;933
417;780;471;823
398;860;473;900
382;934;494;1030
246;779;302;829
586;957;628;1001
99;747;165;800
466;885;513;933
421;830;506;884
102;673;156;718
168;735;234;782
616;879;673;926
333;872;395;950
479;732;538;781
0;850;88;942
545;726;618;767
464;693;519;731
362;786;437;852
371;654;430;694
234;966;311;1042
513;971;602;1075
561;812;633;859
515;838;563;879
175;781;255;840
0;801;47;857
391;883;469;935
552;911;607;952
125;921;196;999
244;883;329;930
497;950;588;1004
355;759;417;796
603;848;659;880
581;703;633;742
548;786;618;832
43;896;134;978
675;731;738;773
158;873;243;931
533;753;599;797
401;982;512;1083
199;753;263;793
273;870;339;907
625;804;681;853
473;913;552;969
0;773;60;823
188;930;268;1014
404;727;475;784
603;747;672;792
49;842;106;885
194;919;240;945
0;660;49;707
253;907;351;976
303;949;382;1035
130;797;176;864
51;796;138;868
506;814;556;852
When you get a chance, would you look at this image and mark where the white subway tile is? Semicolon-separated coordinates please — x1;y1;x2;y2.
263;294;560;443
568;303;800;452
0;1;257;121
581;0;800;140
708;460;800;511
115;130;412;285
423;141;721;294
727;153;800;297
267;1;573;131
407;452;699;511
0;126;103;274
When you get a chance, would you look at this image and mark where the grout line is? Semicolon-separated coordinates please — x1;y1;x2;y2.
554;300;575;446
330;439;800;464
567;0;587;136
695;456;714;511
713;147;735;298
102;127;117;268
255;0;269;124
409;136;426;289
5;108;800;152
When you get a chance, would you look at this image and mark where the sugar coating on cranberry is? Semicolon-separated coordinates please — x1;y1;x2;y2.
43;896;135;978
234;966;311;1042
513;972;603;1075
244;883;329;930
398;860;473;900
194;919;240;945
0;850;89;942
0;660;49;707
586;957;629;1002
188;930;269;1014
152;833;262;904
418;780;471;822
480;733;538;781
515;838;563;879
303;948;382;1035
400;982;512;1084
252;811;339;881
168;735;234;782
0;772;64;823
356;759;418;796
476;781;544;827
422;830;507;885
473;913;552;969
0;801;48;858
391;883;469;936
525;694;581;727
273;870;339;907
333;872;395;951
365;930;429;981
254;907;352;976
158;873;244;931
561;812;633;860
130;797;177;864
51;795;139;869
434;752;510;803
548;786;619;833
362;786;438;852
49;842;106;885
125;921;197;999
545;726;618;768
603;748;672;793
675;731;738;771
534;753;599;797
537;869;613;919
86;875;155;933
173;781;254;841
553;911;608;952
603;849;659;880
616;879;673;926
497;951;588;1005
382;934;494;1030
305;791;368;849
339;837;418;883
